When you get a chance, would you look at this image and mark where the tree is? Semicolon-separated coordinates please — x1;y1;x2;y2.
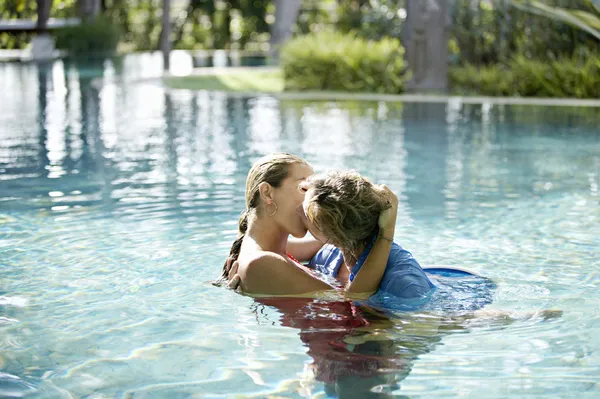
270;0;302;60
161;0;172;70
36;0;53;31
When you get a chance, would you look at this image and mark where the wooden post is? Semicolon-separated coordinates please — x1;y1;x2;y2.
161;0;172;71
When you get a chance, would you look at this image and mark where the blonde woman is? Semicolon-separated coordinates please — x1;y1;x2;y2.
299;170;435;309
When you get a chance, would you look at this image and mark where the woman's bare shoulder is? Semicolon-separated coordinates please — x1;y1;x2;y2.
240;250;288;270
237;251;288;287
238;250;332;295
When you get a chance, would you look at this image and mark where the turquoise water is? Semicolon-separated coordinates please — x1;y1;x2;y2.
1;55;599;398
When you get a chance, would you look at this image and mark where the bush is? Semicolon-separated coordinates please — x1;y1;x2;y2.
449;64;515;96
53;16;120;54
512;56;600;98
450;56;600;98
280;31;409;94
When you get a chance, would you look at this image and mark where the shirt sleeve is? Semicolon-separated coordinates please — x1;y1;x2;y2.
307;244;339;275
383;271;434;299
378;245;435;299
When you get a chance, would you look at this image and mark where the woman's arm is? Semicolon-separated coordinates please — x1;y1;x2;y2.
286;235;325;262
240;252;336;296
346;185;398;297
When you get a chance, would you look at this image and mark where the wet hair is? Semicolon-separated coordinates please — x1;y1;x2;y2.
219;153;310;279
304;170;391;260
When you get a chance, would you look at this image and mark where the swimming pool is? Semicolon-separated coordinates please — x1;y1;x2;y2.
1;55;599;398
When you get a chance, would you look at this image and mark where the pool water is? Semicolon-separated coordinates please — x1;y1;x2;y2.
1;55;599;398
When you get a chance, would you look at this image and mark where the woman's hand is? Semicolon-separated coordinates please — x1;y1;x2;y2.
374;184;398;238
223;257;242;291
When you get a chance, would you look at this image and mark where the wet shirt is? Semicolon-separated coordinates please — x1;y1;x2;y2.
308;238;436;310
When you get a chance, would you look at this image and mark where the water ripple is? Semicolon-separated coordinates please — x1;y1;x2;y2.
1;57;599;398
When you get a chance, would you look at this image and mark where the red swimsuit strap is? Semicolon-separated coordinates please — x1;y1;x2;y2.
286;252;302;264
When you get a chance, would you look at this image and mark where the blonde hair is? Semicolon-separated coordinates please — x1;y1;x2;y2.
220;153;310;278
305;170;391;259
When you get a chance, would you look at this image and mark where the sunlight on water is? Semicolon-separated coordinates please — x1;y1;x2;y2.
0;55;599;398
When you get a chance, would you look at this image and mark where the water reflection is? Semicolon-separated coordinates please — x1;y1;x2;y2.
251;281;504;399
37;63;51;176
251;297;435;398
2;55;599;218
403;102;449;221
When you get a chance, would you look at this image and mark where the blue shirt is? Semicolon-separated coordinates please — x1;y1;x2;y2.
308;238;436;310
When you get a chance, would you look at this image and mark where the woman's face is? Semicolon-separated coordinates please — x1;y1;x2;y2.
297;183;329;243
270;163;314;238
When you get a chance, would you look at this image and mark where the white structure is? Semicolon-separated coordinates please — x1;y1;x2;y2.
30;34;57;61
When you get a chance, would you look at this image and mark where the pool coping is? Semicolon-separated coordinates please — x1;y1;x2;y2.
91;68;600;107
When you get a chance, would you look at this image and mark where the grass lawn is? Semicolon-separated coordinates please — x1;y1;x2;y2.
162;68;600;109
164;69;284;92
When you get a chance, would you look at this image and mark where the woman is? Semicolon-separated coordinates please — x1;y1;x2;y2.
300;170;436;309
218;152;398;298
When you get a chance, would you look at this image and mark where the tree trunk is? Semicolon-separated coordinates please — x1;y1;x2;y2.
174;0;197;47
212;3;231;49
270;0;302;61
78;0;101;21
36;0;53;32
161;0;172;71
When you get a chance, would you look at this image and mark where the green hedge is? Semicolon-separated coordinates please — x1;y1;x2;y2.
280;31;409;94
450;56;600;98
53;16;120;54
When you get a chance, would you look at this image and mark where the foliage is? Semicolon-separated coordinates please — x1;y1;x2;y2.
2;0;598;64
298;0;599;66
295;0;405;41
53;16;120;54
2;0;598;100
450;55;600;98
451;0;600;66
335;0;405;40
0;0;77;49
281;31;408;94
511;0;600;41
122;0;272;51
449;63;516;96
0;0;273;51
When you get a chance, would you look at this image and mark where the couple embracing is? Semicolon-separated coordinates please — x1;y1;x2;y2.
219;152;434;309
